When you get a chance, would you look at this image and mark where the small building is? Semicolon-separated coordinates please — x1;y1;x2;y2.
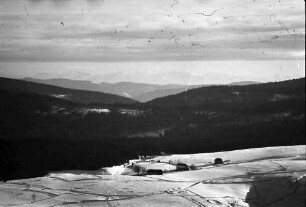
146;169;163;175
214;158;223;164
176;163;189;171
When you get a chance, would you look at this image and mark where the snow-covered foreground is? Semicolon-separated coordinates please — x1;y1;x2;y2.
0;145;305;207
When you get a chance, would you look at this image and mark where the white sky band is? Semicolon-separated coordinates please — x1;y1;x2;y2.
0;0;304;84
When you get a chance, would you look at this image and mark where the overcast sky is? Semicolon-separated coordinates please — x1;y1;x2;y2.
0;0;305;84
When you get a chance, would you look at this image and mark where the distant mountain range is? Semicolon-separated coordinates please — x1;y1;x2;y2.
0;78;137;105
22;78;260;102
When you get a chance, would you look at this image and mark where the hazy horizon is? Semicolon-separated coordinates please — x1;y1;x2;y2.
0;60;305;85
0;0;305;85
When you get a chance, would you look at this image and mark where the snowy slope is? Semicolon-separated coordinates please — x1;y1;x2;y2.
0;145;305;206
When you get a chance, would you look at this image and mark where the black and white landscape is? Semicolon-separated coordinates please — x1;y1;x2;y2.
0;0;305;206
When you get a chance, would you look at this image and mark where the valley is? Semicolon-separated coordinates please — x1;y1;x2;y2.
0;77;304;181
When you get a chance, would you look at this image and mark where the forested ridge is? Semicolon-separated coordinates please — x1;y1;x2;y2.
1;78;304;180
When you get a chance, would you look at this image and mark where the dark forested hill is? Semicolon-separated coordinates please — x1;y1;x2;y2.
0;77;137;105
147;78;305;111
0;78;304;181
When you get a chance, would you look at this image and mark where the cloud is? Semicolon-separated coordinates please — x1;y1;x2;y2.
0;0;304;62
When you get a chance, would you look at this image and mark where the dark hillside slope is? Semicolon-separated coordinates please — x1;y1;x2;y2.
147;78;305;111
0;77;137;105
145;78;305;154
0;89;74;113
0;89;162;180
0;89;75;138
